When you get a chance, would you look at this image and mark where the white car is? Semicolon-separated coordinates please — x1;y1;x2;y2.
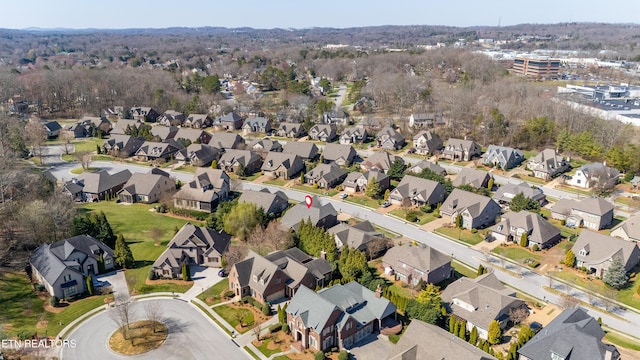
339;193;348;199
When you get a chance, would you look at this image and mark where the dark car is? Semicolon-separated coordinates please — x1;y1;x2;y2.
218;269;228;277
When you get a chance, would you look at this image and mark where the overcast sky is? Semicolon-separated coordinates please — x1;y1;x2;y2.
1;0;638;29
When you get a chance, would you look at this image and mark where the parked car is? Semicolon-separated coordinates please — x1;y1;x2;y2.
218;269;228;277
381;201;391;208
339;193;348;199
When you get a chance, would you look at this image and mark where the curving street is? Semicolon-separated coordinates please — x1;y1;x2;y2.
60;298;249;360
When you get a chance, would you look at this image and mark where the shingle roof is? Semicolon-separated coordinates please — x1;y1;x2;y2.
304;162;347;185
280;196;337;231
282;141;319;159
491;211;560;246
573;230;640;271
612;213;640;240
166;223;231;255
361;151;399;172
452;168;491;188
78;169;132;194
527;148;567;174
382;244;451;274
321;143;356;163
287;285;339;331
118;171;174;198
492;182;545;204
219;149;261;168
328;221;384;250
551;197;614;217
249;138;282;152
390;175;446;205
261;152;302;172
208;132;243;149
239;189;289;215
408;160;446;175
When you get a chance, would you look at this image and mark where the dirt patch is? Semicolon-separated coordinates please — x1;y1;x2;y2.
43;302;66;314
2;324;13;331
36;320;48;329
22;309;33;316
145;278;194;286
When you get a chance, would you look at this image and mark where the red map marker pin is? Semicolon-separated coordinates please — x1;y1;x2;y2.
305;195;313;209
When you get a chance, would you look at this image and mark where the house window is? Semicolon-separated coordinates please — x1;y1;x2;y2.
309;336;317;349
163;270;169;276
63;285;77;298
105;258;112;265
63;274;71;282
208;257;219;263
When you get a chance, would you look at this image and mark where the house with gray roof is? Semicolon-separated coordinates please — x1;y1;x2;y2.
66;116;112;138
340;126;368;144
362;117;393;133
239;189;289;216
184;114;213;128
150;125;178;141
526;148;570;181
389;175;446;207
207;132;245;149
44;120;62;138
308;124;337;142
242;116;272;135
249;138;283;158
286;282;397;352
408;160;447;176
322;143;356;166
328;221;388;257
493;182;546;206
408;113;446;128
482;145;525;170
111;119;143;135
413;130;444;155
550;197;614;230
103;134;145;158
74;169;132;202
213;112;243;130
572;230;640;278
304;162;348;189
361;151;401;173
322;110;349;125
280;196;338;231
175;143;220;167
277;122;306;138
229;248;332;304
218;149;263;175
491;211;561;249
441;273;527;341
386;320;496;360
442;138;482;161
135;140;182;162
567;162;620;190
376;126;406;150
342;171;390;194
130;106;159;122
441;189;502;230
453;168;493;189
30;235;115;298
261;152;304;180
382;243;452;285
610;213;640;243
152;223;230;278
282;141;319;161
173;169;230;212
158;110;185;127
174;128;212;145
518;307;619;360
117;169;175;204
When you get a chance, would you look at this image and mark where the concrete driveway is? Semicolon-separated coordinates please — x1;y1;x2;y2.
179;266;223;301
97;270;130;302
348;334;394;360
60;298;249;360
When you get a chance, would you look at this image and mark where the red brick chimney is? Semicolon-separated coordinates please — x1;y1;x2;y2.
375;285;382;298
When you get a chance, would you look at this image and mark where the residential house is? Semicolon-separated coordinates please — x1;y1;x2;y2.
361;151;401;173
229;248;333;303
157;110;185;127
174;128;213;145
208;132;245;150
342;171;390;194
175;144;220;167
453;168;493;190
441;273;527;340
322;110;349;125
492;182;546;206
490;211;561;249
74;169;132;202
173;169;230;212
111;119;143;135
63;179;85;202
408;160;447;176
261;152;304;180
572;230;640;278
134;141;182;162
482;145;525;170
441;189;502;230
30;235;115;298
610;214;640;243
442;138;482;161
213;112;243;130
280;196;338;231
239;189;290;216
278;122;306;138
308;124;337;142
150;125;178;141
304;162;348;189
103;135;145;158
44;121;62;138
362;117;393;133
389;175;447;207
66;116;112;138
550;197;614;230
339;126;368;145
130;106;159;122
526;148;570;181
518;307;619;360
249;138;283;158
117;169;175;204
382;244;452;285
386;320;496;360
567;163;620;190
218;149;263;175
286;282;397;352
408;113;445;128
184;114;213;128
282;141;319;161
328;221;388;257
152;223;230;278
242;117;272;135
322;143;356;166
376;126;406;150
412;130;444;155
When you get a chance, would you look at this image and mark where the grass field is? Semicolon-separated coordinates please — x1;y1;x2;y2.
197;278;230;306
255;339;283;357
73;138;104;153
605;332;640;351
492;246;542;265
389;209;437;225
345;196;381;209
452;260;478;279
263;179;288;187
434;227;484;245
291;185;338;196
212;305;254;333
552;268;640;310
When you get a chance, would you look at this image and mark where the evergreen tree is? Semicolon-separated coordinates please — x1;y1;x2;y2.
477;264;486;276
565;249;576;268
458;320;467;340
519;233;528;247
449;315;456;333
181;262;189;281
455;214;463;228
86;274;95;296
383;189;390;201
387;158;406;181
487;177;494;190
114;234;135;268
364;177;381;199
236;163;247;177
338;246;369;282
97;253;105;274
603;257;629;289
469;326;478;346
487;320;502;345
211;160;218;169
296;218;338;261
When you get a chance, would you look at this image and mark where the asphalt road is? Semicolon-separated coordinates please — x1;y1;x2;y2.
60;298;249;360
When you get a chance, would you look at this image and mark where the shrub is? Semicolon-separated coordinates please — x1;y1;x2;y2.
527;261;540;268
471;228;478;234
282;323;289;334
314;351;326;360
262;303;271;316
338;350;350;360
532;244;539;251
242;296;252;304
148;269;157;280
389;334;401;344
50;296;59;307
35;284;45;292
269;323;282;333
17;331;35;340
406;212;418;222
224;290;235;299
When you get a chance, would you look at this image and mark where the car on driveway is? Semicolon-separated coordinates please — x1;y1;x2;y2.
218;269;228;277
381;201;391;208
339;193;348;199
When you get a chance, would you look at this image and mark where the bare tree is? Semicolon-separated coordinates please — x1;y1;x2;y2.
365;237;391;260
224;244;248;272
144;301;163;333
248;220;294;252
149;227;164;247
252;324;262;342
74;151;92;170
509;307;529;325
110;301;133;343
24;118;47;160
559;295;579;309
60;131;75;156
233;310;245;328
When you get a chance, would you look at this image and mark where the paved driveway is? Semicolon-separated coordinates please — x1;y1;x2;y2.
348;334;394;360
97;270;130;302
60;298;249;360
179;266;222;301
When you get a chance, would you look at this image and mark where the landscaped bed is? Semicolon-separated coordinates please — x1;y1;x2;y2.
109;320;167;355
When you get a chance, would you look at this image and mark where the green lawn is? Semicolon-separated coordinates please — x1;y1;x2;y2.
244;346;261;360
434;227;485;245
174;165;197;174
491;246;542;265
61;154;75;162
291;185;338;196
615;196;640;209
345;196;381;209
263;179;288;187
388;209;436;225
605;332;640;351
452;260;478;279
212;305;254;333
552;269;640;310
197;278;230;306
255;339;283;357
70;167;100;174
192;300;232;336
125;266;193;295
388;283;416;300
73;138;104;153
511;174;546;185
